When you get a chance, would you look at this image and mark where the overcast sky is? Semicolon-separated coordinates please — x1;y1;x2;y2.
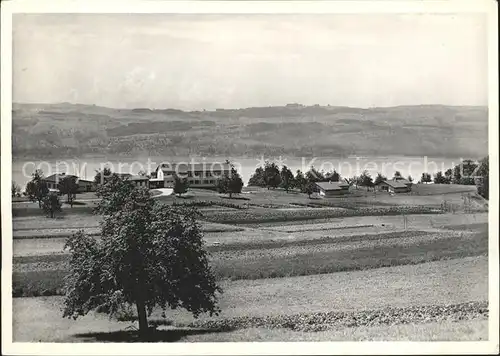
13;13;487;110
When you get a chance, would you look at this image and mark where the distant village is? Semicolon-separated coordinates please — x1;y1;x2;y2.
33;160;415;198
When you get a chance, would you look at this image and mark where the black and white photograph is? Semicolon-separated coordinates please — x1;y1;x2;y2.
1;0;498;354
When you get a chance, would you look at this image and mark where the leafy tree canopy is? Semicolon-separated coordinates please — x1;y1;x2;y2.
280;165;295;192
63;178;221;338
94;167;113;186
218;163;244;198
25;169;49;208
173;175;189;197
42;192;62;218
305;166;325;183
421;172;432;183
263;161;282;189
59;176;79;206
248;167;266;187
374;173;387;186
325;170;341;182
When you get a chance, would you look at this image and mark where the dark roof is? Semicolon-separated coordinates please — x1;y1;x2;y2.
115;173;132;178
379;180;408;188
77;179;93;183
44;173;77;182
315;181;350;191
113;173;148;181
158;162;231;173
393;177;412;185
129;175;149;181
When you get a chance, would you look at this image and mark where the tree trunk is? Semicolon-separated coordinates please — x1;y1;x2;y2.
136;299;149;339
229;192;232;198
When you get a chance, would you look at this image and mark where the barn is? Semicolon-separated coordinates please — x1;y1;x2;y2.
376;180;410;193
315;181;350;197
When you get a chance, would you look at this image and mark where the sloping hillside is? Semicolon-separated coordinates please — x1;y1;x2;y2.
12;103;488;159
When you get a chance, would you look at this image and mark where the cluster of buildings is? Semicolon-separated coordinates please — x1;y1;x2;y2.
43;173;94;193
315;176;413;197
42;162;413;198
41;162;232;194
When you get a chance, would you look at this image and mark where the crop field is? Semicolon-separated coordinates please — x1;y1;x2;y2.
9;186;490;341
13;256;488;342
13;227;487;296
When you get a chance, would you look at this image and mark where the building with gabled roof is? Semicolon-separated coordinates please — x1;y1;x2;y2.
150;161;232;189
42;173;95;193
376;179;411;193
315;181;350;197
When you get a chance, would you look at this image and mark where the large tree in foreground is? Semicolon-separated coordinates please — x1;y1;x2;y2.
63;176;221;338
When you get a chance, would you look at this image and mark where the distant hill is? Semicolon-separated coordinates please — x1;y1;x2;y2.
11;103;488;160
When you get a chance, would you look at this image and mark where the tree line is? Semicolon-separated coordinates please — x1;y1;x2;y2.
17;170;80;218
247;162;413;197
418;157;489;199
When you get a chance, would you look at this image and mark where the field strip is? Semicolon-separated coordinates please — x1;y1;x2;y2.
175;319;488;342
13;228;101;239
262;223;376;233
167;256;489;321
13;225;99;231
12;230;487;297
182;301;488;332
247;212;488;229
12;256;488;342
12;221;243;240
12;228;465;258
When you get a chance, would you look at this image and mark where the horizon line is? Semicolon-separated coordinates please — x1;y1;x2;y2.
12;101;489;112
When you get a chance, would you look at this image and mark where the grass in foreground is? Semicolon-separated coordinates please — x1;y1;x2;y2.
72;302;488;342
12;256;488;342
12;257;488;342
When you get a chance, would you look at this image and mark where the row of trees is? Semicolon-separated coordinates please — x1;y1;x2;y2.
20;170;80;218
424;159;479;185
419;157;489;199
248;162;344;193
248;162;413;196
